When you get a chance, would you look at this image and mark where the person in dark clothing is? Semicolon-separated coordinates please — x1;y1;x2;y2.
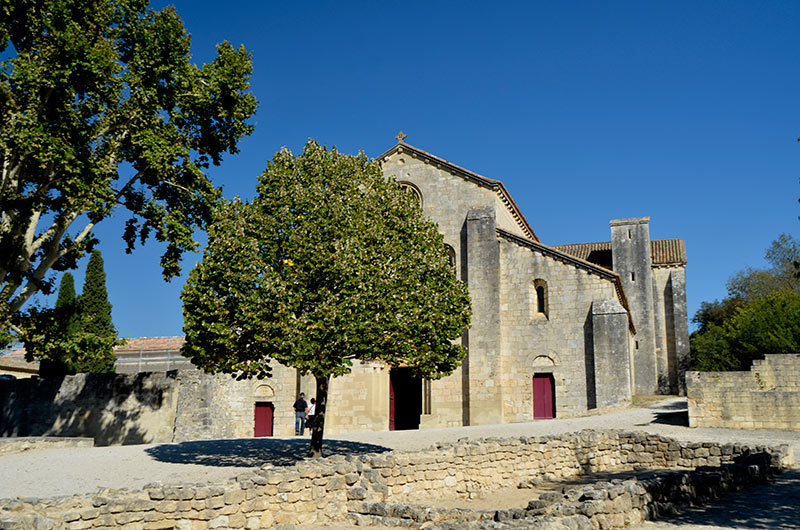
293;393;308;435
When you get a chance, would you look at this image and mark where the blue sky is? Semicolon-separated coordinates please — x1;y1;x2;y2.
31;1;800;338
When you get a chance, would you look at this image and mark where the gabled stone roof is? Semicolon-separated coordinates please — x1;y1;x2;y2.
552;239;687;269
378;141;539;242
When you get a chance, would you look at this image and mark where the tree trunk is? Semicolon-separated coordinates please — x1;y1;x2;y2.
308;374;329;458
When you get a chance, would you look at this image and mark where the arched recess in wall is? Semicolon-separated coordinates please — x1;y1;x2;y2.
398;181;423;207
253;384;275;398
532;352;560;367
532;278;548;319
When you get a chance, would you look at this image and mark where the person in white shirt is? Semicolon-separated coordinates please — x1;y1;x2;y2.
307;398;316;431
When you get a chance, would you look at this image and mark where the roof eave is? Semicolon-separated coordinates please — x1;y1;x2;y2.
378;142;540;242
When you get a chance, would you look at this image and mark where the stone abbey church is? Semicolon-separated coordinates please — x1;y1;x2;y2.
280;138;688;436
0;138;690;444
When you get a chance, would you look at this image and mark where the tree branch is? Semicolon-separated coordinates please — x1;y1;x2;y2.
9;214;94;314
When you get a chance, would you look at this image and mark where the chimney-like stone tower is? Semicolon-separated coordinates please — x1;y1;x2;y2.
610;217;657;394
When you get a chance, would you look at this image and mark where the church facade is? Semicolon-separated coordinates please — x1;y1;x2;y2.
314;139;689;433
0;140;691;441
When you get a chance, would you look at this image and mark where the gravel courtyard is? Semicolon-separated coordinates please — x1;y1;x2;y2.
2;397;799;529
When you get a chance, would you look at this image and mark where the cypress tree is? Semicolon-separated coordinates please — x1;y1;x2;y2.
55;272;79;336
23;251;119;374
79;250;116;340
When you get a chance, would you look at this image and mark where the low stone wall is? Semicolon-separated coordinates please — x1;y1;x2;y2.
687;353;800;431
352;453;777;529
0;372;179;445
0;430;792;529
0;437;93;455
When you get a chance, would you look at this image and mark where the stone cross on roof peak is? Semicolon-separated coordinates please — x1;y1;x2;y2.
396;131;407;143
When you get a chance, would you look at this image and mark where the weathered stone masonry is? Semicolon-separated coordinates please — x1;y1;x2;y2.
687;353;800;431
0;430;791;529
381;139;690;428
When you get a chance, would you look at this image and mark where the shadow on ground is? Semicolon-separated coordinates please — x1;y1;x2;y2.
145;438;390;468
646;400;689;426
646;469;800;529
651;409;689;426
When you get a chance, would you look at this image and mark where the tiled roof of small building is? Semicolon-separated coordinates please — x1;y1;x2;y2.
0;344;39;372
0;337;188;373
115;336;185;353
552;239;686;269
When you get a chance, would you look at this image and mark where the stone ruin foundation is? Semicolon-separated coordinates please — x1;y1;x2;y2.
0;429;793;529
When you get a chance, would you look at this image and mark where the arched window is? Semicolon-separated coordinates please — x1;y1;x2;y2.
532;279;548;319
398;181;422;207
445;244;456;268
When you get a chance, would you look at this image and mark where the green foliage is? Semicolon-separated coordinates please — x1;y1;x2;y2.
691;289;800;371
182;140;472;455
725;289;800;367
689;325;737;371
79;251;115;339
691;289;800;372
691;297;745;335
22;252;121;375
691;234;800;371
0;0;258;344
24;307;119;376
55;272;79;336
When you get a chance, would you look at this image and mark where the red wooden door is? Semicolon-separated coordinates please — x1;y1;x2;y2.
389;377;396;431
533;374;555;419
254;402;274;437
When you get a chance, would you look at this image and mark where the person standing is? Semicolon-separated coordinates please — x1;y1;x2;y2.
307;398;316;431
293;392;308;435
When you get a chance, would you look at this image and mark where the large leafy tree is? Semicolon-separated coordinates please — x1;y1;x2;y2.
182;140;472;457
691;234;800;371
0;0;258;344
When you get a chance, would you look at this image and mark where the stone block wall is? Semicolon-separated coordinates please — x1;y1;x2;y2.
652;267;690;395
498;238;627;419
325;362;390;434
687;354;800;431
0;430;791;529
611;217;657;395
0;372;179;445
0;368;303;445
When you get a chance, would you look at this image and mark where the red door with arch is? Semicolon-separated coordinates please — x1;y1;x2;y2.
254;402;274;437
532;374;555;419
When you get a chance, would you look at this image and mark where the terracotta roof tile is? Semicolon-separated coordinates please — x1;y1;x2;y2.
650;239;687;266
115;336;185;354
551;242;613;270
552;239;686;268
